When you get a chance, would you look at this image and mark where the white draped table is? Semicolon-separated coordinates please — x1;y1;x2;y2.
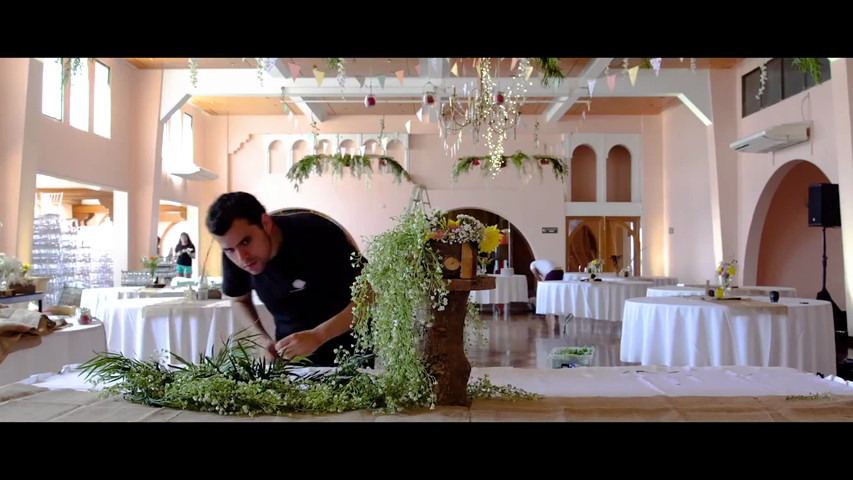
647;285;798;298
0;321;107;386
80;286;187;323
536;279;652;321
469;274;528;312
100;297;276;363
563;272;678;286
620;296;836;374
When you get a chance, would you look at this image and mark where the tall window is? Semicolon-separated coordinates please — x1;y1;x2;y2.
162;110;194;172
93;60;111;138
182;112;193;166
41;58;63;120
69;58;89;131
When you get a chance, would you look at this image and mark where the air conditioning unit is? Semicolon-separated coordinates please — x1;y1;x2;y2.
730;122;811;153
170;165;219;181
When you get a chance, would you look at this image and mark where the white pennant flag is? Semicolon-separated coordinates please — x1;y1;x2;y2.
416;106;424;122
650;58;662;76
430;57;439;73
405;120;412;134
376;74;386;88
288;110;293;121
359;145;366;156
587;78;597;98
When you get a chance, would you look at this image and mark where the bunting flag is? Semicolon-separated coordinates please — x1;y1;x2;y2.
405;120;412;134
525;65;533;80
416;106;423;122
354;75;365;88
359;145;366;156
628;66;639;86
581;110;586;120
679;58;684;62
415;63;421;76
430;57;439;73
288;110;293;121
451;62;459;76
511;57;518;71
377;74;386;88
607;74;616;92
587;78;597;97
395;69;405;86
462;62;468;77
313;68;325;86
288;62;301;81
650;57;662;76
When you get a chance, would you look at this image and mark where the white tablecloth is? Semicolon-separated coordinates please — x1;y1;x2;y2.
563;272;616;281
564;272;677;286
648;285;797;298
80;286;187;323
0;321;107;386
620;296;836;374
469;274;528;304
100;297;276;363
535;279;652;321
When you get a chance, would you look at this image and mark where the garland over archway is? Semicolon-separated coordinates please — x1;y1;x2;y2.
286;154;412;191
452;151;568;182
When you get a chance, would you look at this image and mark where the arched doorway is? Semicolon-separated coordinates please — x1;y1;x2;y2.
566;217;640;274
749;161;845;316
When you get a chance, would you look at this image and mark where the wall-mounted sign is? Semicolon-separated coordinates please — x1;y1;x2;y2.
542;227;558;234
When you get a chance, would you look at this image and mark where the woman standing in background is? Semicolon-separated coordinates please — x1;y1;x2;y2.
174;232;196;278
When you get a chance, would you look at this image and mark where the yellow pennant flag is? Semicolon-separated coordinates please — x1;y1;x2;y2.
525;65;533;80
313;68;325;86
451;62;459;76
628;66;639;86
395;69;405;86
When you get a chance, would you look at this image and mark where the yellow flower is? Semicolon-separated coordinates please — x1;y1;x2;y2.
726;265;736;276
715;287;724;299
446;218;461;230
479;225;502;253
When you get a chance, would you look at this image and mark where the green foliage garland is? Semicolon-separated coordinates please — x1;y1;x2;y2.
533;58;565;86
285;154;412;192
792;57;823;85
452;151;568;182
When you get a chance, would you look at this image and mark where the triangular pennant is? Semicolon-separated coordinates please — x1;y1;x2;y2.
525;65;533;80
462;62;468;77
679;58;684;62
451;62;459;76
288;62;301;81
354;75;365;88
628;66;639;86
288;110;294;121
511;57;518;71
405;120;412;134
415;63;421;76
376;74;386;88
587;78;597;97
650;57;662;76
416;106;424;122
359;145;366;156
607;74;616;92
430;58;439;73
581;110;586;120
313;68;325;86
395;69;405;86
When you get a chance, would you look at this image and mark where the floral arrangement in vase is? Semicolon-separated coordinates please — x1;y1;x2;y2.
0;254;34;292
425;212;502;279
715;258;737;296
141;255;162;282
585;258;603;280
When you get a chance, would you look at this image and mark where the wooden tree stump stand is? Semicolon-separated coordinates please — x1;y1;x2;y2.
421;275;495;406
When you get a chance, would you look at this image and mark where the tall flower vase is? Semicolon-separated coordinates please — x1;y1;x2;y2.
719;273;732;294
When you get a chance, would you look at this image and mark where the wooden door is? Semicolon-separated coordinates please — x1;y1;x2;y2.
566;216;641;274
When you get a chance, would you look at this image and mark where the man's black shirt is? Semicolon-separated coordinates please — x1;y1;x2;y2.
221;213;360;366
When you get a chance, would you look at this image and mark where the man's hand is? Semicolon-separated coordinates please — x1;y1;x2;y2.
275;330;324;360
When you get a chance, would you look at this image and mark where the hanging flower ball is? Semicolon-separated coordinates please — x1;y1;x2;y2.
378;160;387;167
540;159;549;165
495;92;505;104
364;94;376;108
472;159;480;166
500;159;507;168
423;93;435;105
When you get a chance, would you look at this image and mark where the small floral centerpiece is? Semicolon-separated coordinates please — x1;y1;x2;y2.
586;258;603;279
141;255;161;282
425;212;502;279
716;258;737;295
0;254;33;293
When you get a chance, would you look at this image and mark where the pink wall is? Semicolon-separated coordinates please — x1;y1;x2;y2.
0;58;30;255
606;145;631;202
661;103;716;284
756;161;844;307
641;115;665;276
571;145;596;202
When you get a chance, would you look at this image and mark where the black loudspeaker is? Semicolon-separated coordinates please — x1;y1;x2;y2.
808;183;841;228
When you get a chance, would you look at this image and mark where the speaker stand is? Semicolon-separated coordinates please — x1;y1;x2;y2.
815;226;848;335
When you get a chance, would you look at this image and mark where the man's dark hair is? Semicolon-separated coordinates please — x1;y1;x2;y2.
205;191;267;235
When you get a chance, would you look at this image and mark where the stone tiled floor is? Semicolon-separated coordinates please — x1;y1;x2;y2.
465;308;853;376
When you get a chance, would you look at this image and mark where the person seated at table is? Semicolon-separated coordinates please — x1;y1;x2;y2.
530;259;563;281
174;233;196;278
205;191;365;367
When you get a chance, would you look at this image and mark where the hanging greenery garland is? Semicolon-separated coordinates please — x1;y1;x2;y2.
452;151;568;182
792;58;823;84
285;153;412;191
532;58;565;86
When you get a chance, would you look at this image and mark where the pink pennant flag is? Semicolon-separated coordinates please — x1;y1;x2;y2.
607;74;616;92
415;63;421;76
462;62;468;77
511;57;518;71
288;62;301;81
395;69;405;86
376;74;386;88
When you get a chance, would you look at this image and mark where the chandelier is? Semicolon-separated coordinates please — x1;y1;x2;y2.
439;58;531;177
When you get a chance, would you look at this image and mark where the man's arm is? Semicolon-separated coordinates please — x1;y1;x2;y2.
275;301;354;359
231;292;277;360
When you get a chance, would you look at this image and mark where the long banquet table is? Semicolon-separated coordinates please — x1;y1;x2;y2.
620;295;836;375
647;285;798;298
80;286;187;323
3;364;852;422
